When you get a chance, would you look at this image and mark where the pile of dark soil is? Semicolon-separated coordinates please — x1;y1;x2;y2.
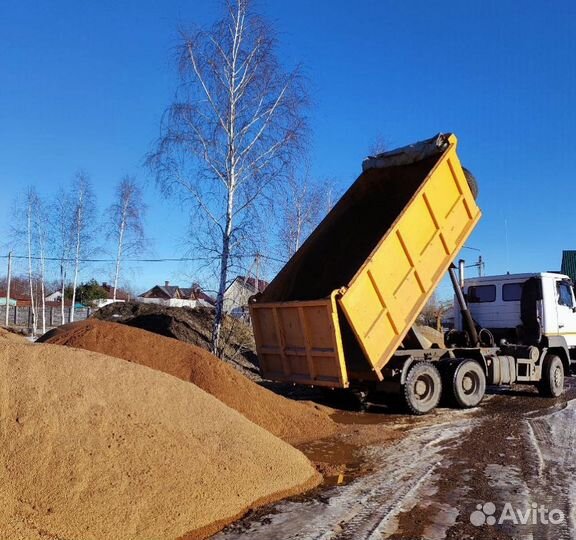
93;302;260;380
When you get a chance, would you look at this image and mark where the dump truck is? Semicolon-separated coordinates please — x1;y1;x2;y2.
249;133;567;414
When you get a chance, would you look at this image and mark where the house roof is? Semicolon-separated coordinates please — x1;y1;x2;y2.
0;290;30;302
138;283;215;305
138;285;179;299
230;275;269;294
100;283;130;301
561;251;576;282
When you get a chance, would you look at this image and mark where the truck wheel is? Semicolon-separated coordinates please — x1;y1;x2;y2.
538;354;564;397
452;359;486;408
403;362;442;415
463;167;478;199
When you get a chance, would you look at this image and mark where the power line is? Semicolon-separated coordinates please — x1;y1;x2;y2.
0;253;288;265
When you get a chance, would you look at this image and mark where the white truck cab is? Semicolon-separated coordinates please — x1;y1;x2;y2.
456;272;576;359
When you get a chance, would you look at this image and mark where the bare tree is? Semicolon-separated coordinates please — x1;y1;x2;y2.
368;135;388;156
25;188;38;335
106;176;147;301
148;0;308;354
12;187;45;336
418;292;453;332
69;171;96;322
50;188;73;323
279;171;325;260
32;193;48;334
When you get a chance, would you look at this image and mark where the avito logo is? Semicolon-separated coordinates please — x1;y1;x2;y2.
470;501;564;526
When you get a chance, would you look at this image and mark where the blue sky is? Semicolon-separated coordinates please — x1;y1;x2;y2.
1;1;575;297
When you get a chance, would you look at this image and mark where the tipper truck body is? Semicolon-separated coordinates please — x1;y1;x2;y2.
250;133;570;414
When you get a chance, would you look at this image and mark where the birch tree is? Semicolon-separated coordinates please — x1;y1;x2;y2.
32;193;48;334
106;176;146;301
25;188;38;335
12;187;46;336
148;0;308;354
51;188;73;323
69;171;96;322
279;171;325;260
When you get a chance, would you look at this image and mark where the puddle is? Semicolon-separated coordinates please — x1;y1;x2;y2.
298;438;366;486
331;410;392;425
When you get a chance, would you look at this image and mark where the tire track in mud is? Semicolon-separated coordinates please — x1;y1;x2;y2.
387;384;576;540
216;383;576;540
214;415;475;540
522;401;576;540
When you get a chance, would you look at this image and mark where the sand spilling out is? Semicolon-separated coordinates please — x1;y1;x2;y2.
0;340;320;539
41;319;337;444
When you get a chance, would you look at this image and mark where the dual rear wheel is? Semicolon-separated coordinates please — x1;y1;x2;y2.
402;359;486;415
401;353;566;415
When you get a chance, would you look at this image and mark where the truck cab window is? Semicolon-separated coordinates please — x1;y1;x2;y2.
502;283;523;301
467;285;496;303
557;282;573;307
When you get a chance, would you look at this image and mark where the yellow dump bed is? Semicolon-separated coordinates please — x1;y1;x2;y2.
250;134;481;388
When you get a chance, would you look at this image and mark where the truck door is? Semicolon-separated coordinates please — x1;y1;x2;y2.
555;279;576;346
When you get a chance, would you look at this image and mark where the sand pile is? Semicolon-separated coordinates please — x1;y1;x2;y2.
40;319;337;444
0;339;320;539
94;302;260;380
415;325;445;347
0;326;28;343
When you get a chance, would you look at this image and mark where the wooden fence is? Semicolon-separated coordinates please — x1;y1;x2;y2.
0;305;92;330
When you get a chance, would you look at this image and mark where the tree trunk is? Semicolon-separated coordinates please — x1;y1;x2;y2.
70;205;82;322
113;211;126;302
38;222;46;334
39;250;46;334
211;183;235;355
26;205;37;336
60;264;66;324
211;233;230;355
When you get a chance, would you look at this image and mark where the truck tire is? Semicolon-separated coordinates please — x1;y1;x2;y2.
538;354;564;397
463;167;478;199
403;362;442;415
451;359;486;408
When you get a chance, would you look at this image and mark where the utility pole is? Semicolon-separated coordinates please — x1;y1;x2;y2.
478;255;484;277
5;252;12;327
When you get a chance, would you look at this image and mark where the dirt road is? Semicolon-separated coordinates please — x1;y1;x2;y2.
215;379;576;540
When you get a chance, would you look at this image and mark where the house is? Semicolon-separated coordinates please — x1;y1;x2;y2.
45;290;62;302
223;275;268;318
561;251;576;283
44;283;130;309
93;283;131;308
137;281;215;308
0;278;34;306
